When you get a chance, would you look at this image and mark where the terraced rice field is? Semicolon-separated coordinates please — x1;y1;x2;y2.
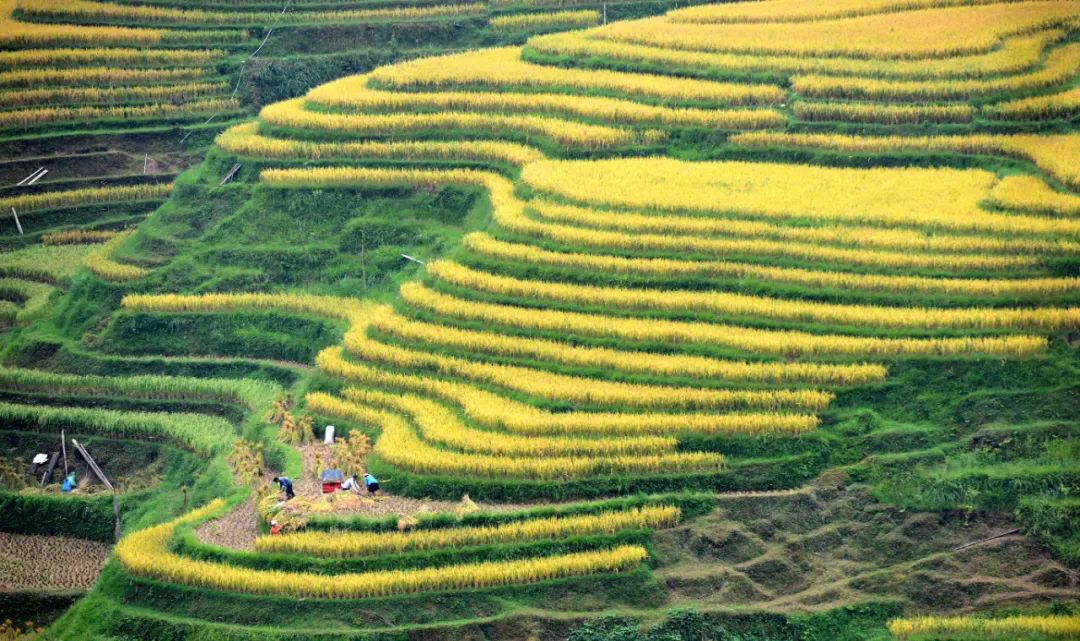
0;0;1077;639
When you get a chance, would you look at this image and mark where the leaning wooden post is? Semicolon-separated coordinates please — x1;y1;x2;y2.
72;438;121;542
11;208;22;235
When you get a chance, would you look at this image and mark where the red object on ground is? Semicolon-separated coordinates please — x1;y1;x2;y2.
269;524;283;536
322;481;341;494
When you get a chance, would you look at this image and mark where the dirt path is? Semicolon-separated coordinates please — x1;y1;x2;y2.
0;532;110;591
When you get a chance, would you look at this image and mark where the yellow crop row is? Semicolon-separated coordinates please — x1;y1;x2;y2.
22;0;485;26
0;98;238;128
370;303;887;384
260;163;1074;241
792;43;1080;100
519;158;1080;236
344;327;831;410
41;229;119;245
260;98;636;148
489;9;598;30
306;76;785;129
0;184;172;216
118;500;649;597
330;357;821;439
0;243;99;284
593;3;1080;59
0;81;227;108
0;65;206;88
0;47;222;68
991;175;1080;216
83;231;148;282
428;260;1080;331
729;132;1080;189
348;387;678;456
369;47;785;104
464;233;1080;298
257;505;679;556
526;199;1072;257
399;282;1046;358
527;30;1058;80
669;0;1010;24
122;291;369;324
793;100;974;124
514;202;1044;272
308;390;727;478
988;85;1080;120
888;615;1080;639
217;123;542;166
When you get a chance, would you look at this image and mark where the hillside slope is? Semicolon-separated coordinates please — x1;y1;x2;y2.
1;0;1078;639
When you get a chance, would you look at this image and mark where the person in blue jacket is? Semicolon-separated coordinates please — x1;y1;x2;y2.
272;476;295;500
363;472;379;495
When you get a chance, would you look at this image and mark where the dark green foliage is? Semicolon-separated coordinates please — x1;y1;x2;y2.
91;312;340;362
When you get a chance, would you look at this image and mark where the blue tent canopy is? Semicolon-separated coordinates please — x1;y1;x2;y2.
321;469;344;483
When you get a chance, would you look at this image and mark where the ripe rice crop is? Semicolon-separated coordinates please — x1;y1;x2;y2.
0;401;235;455
888;614;1080;639
526;199;1071;257
0;81;227;108
792;43;1080;100
0;184;172;217
528;30;1058;80
489;10;598;30
260;98;636;148
369;47;785;104
463;233;1080;298
122;291;369;324
792;100;974;124
991;175;1080;216
306;76;785;128
427;260;1080;331
83;230;148;282
518;158;1080;236
0;98;238;128
308;390;727;478
729;132;1080;189
256;505;680;556
41;229;119;245
593;3;1080;59
0;66;206;88
0;47;222;68
344;330;833;410
216;123;544;165
351;387;678;457
118;500;651;597
334;371;819;439
399;283;1047;358
511;203;1043;272
369;304;888;384
22;0;485;26
669;0;1015;24
987;85;1080;120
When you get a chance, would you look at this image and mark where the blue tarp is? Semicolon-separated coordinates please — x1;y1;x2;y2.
321;469;344;483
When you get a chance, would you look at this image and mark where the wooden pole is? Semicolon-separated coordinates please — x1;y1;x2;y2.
11;208;22;235
61;429;68;475
72;439;121;542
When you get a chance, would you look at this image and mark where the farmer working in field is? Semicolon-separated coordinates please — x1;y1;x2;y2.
363;472;379;495
341;474;361;494
272;476;295;500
